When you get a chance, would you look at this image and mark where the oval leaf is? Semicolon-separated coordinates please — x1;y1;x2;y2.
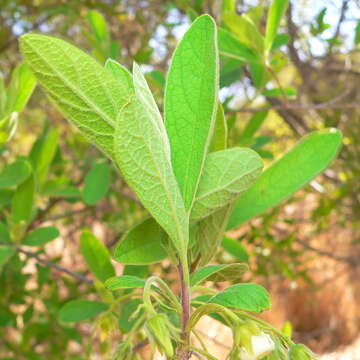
105;275;145;290
20;34;131;159
165;14;219;210
208;283;270;313
190;263;249;287
82;162;111;205
59;300;108;323
80;231;115;282
228;129;342;228
0;160;31;189
114;218;168;265
191;147;263;221
23;226;59;247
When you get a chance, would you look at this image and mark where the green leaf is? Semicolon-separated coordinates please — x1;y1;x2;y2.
114;218;168;265
105;59;133;90
8;63;36;114
80;231;115;282
119;299;144;333
165;15;219;210
240;111;268;140
114;64;188;256
228;129;342;228
355;20;360;45
59;300;108;323
0;160;32;189
0;245;15;269
210;102;227;152
105;275;146;290
221;236;249;262
208;283;271;313
87;10;109;43
196;204;234;266
190;263;248;287
0;222;10;243
191;148;263;221
218;28;259;63
82;162;111;205
20;34;131;159
265;0;289;52
23;226;59;246
249;62;267;89
11;173;35;225
30;128;59;185
223;12;264;53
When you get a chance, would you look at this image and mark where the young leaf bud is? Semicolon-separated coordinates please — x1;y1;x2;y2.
146;314;174;357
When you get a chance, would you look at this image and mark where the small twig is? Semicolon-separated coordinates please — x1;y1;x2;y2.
16;247;93;283
132;339;149;352
44;207;92;222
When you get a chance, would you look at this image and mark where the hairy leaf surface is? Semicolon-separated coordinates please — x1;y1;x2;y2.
191;147;263;221
114;65;188;256
20;34;131;158
165;15;219;210
105;275;146;290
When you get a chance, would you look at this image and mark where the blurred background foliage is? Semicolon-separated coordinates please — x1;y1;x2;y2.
0;0;360;359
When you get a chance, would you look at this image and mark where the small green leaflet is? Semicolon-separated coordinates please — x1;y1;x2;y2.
82;162;111;205
59;300;108;323
0;160;32;189
119;299;144;333
210;102;227;152
0;245;15;270
105;275;145;290
221;236;249;262
80;231;115;282
208;283;270;313
11;174;35;225
114;218;168;265
165;15;219;210
30;128;59;186
190;263;248;287
265;0;289;52
218;27;259;63
191;147;263;221
23;226;59;246
20;34;131;159
0;222;10;243
196;204;234;267
228;129;342;228
114;64;189;257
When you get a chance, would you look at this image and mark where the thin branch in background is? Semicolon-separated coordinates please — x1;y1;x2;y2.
16;247;93;283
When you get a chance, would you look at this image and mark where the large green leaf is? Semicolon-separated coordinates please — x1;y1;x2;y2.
80;231;115;282
0;160;32;189
221;236;249;262
164;15;219;210
190;263;248;287
228;129;342;228
191;147;263;221
114;64;188;256
23;226;59;246
114;218;168;265
82;162;111;205
208;283;270;313
20;34;131;159
105;275;146;290
59;300;108;323
105;59;133;89
265;0;289;52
